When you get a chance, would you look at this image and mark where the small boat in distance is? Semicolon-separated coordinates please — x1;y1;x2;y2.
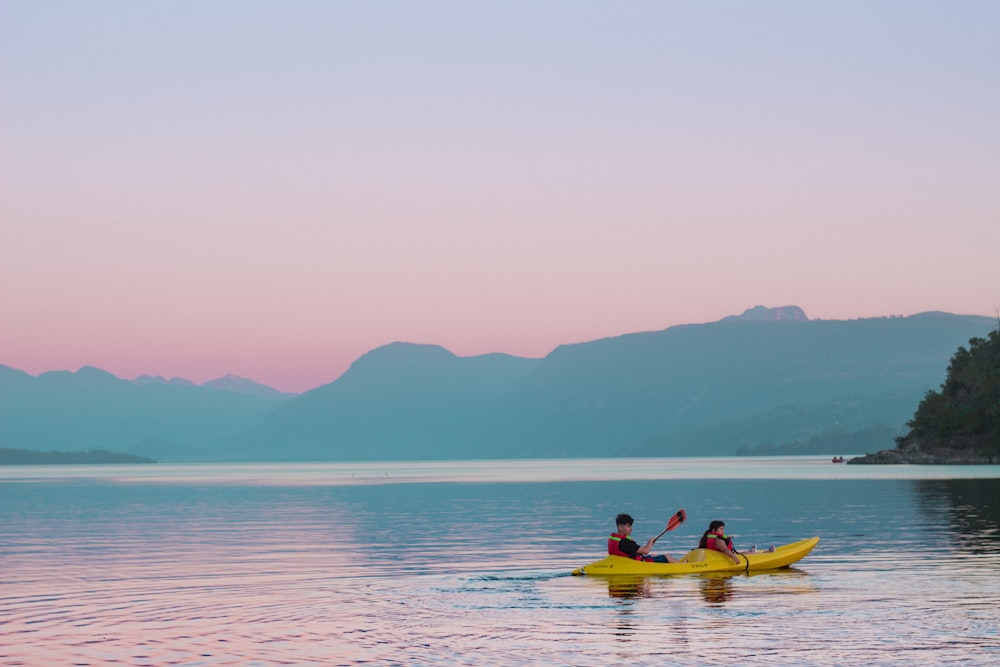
832;456;845;463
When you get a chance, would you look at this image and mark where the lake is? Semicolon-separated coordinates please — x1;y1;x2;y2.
2;457;999;666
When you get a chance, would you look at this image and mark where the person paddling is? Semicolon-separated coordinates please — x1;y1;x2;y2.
609;513;679;563
699;520;742;565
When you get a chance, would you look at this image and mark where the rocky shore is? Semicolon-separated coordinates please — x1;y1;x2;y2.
848;449;997;464
848;439;998;465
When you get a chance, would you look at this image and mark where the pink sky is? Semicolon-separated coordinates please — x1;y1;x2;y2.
2;2;998;393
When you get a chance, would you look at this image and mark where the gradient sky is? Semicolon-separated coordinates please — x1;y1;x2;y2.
2;1;998;393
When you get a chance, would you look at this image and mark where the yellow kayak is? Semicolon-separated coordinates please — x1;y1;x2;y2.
572;536;819;576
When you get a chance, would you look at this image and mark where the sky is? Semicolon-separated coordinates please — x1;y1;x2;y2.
2;1;998;393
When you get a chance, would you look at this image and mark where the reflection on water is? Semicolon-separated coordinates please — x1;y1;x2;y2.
1;460;999;666
699;575;735;604
606;575;653;599
915;478;1000;554
601;568;817;605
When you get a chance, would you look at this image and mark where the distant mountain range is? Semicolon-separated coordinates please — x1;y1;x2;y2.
132;373;295;400
0;367;294;461
0;448;156;465
2;307;996;462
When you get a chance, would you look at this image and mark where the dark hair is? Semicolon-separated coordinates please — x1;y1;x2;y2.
615;513;634;526
699;520;728;549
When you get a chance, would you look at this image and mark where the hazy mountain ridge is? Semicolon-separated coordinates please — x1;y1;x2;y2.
0;447;156;465
217;343;543;461
130;372;294;399
201;374;297;400
213;308;996;460
2;308;996;461
0;366;295;459
723;304;808;321
133;375;196;387
470;313;995;458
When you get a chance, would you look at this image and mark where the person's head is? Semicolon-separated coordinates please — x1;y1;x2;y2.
708;520;726;535
615;513;634;534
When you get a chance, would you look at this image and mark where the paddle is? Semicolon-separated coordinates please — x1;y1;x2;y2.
651;509;686;544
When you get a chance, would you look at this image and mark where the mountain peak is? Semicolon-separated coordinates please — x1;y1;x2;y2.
724;305;809;322
203;375;295;400
354;342;456;367
133;375;195;387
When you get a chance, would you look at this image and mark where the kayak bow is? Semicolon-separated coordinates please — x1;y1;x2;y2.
572;536;819;576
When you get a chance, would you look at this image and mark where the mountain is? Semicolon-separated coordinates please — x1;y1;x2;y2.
4;308;996;462
133;375;196;387
202;374;296;400
216;343;542;460
723;305;808;321
211;308;997;460
470;310;997;458
0;366;294;461
0;448;156;465
130;373;292;399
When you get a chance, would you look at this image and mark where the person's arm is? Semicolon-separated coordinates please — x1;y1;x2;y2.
639;538;679;563
617;538;641;559
637;538;656;556
714;540;741;564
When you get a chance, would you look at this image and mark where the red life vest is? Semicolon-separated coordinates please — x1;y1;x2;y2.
702;533;735;551
608;533;652;561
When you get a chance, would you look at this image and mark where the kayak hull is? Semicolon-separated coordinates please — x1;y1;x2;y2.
572;536;819;576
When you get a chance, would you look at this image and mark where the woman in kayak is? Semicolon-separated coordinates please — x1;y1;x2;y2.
699;520;742;565
609;513;679;563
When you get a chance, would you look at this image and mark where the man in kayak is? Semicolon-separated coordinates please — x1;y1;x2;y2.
609;513;680;563
699;520;742;565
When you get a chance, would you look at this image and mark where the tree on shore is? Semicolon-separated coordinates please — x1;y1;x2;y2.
898;327;1000;457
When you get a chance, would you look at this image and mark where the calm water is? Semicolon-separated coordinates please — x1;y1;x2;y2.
2;457;999;666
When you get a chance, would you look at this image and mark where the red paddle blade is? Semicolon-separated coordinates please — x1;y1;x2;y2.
667;509;686;531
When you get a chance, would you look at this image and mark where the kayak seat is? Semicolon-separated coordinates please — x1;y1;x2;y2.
681;548;710;563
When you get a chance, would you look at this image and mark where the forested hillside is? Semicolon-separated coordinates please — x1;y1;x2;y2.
852;327;1000;463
